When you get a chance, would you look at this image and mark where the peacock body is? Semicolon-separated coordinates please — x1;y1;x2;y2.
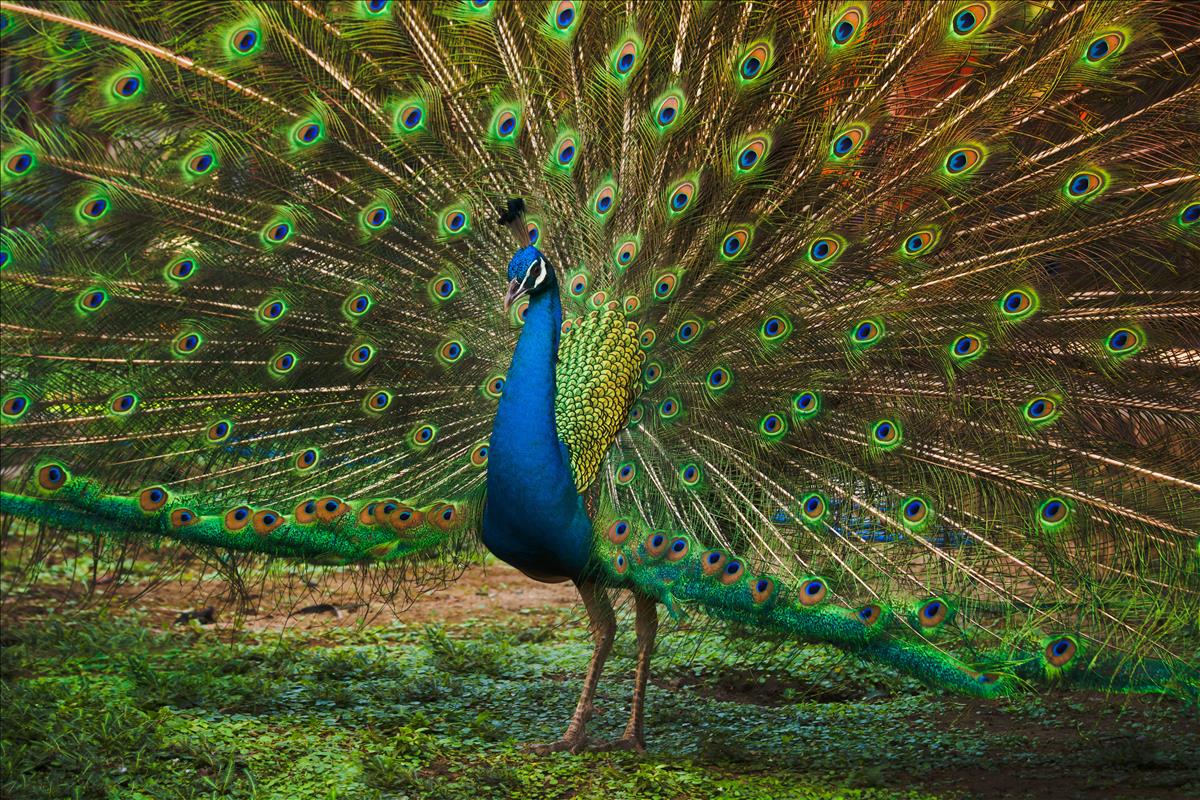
1;0;1198;752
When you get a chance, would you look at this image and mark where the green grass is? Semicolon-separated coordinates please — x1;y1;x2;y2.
2;606;1197;800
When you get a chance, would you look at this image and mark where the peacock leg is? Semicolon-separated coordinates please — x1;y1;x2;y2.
529;578;615;754
589;590;657;753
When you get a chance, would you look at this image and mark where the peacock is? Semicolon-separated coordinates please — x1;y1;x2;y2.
1;0;1198;755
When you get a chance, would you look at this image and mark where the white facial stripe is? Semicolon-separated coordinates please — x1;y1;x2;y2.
528;257;547;288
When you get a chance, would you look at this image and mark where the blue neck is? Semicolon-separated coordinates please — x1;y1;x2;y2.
483;284;592;580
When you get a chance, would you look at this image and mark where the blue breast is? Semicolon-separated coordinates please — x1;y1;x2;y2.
483;285;592;580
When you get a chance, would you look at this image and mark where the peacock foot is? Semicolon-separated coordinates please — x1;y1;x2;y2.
527;731;590;755
587;734;645;754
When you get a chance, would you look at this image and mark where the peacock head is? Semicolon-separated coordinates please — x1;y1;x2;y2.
503;245;556;311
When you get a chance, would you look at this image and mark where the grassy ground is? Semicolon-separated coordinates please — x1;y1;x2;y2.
1;555;1197;800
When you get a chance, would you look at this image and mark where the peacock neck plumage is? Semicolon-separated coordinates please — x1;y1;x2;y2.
483;280;592;581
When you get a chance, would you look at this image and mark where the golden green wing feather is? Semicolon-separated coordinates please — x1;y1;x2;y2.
554;306;644;493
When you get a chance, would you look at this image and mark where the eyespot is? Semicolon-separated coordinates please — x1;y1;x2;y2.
615;240;638;269
526;221;540;245
109;392;139;416
645;532;669;558
917;598;949;627
363;205;390;230
441;208;469;235
944;144;983;175
439;339;465;364
555;135;577;168
1066;171;1105;199
1024;396;1058;424
2;393;31;420
872;419;901;448
738;43;771;81
167;257;197;282
1000;288;1038;319
653;92;683;130
292;120;323;146
257;299;287;323
701;550;727;576
666;537;690;562
170;508;199;528
760;413;787;439
799;578;827;606
3;150;35;177
676;319;701;344
808;237;841;264
313;497;347;523
721;228;750;259
612;39;638;77
857;604;882;625
1039;497;1070;528
139;486;168;512
225;506;251;531
252;509;283;535
386;504;425;533
593;184;616;217
902;497;929;527
654;273;678;300
270;351;298;376
1178;203;1199;226
78;196;110;221
396;102;424;132
950;4;990;36
902;229;937;256
1105;327;1141;356
831;5;865;46
364;390;393;412
760;315;791;343
793;391;820;418
2;248;12;269
185;150;216;176
616;462;637;484
206;419;232;443
607;519;631;544
428;502;461;532
950;333;985;362
77;288;108;313
365;0;390;14
719;560;744;585
706;366;731;392
801;493;827;522
1084;31;1125;64
613;553;628;574
1044;636;1078;667
852;319;883;345
411;424;437;447
295;448;319;471
484;374;506;398
37;463;68;491
345;293;373;318
735;136;769;173
264;221;293;244
639;328;656;349
294;499;318;524
680;463;701;487
830;124;867;159
667;179;696;215
112;73;142;99
628;404;644;425
494;108;519;139
231;27;260;54
644;362;661;384
512;298;529;325
470;442;489;466
431;277;457;301
553;1;577;32
659;397;681;420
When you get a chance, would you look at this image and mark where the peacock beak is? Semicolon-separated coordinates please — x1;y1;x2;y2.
503;276;528;312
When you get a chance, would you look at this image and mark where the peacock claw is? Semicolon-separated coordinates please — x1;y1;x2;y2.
527;734;591;755
587;735;645;754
